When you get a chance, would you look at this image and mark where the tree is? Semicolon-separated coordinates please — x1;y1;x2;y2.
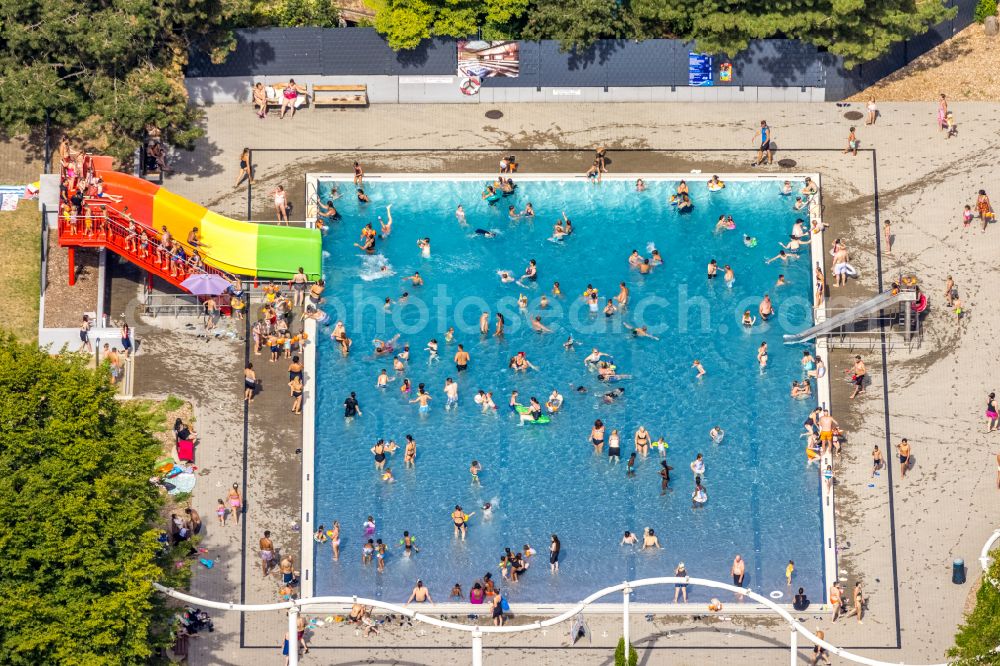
948;550;1000;665
232;0;342;28
366;0;529;49
0;336;172;665
522;0;632;51
631;0;955;66
0;0;238;163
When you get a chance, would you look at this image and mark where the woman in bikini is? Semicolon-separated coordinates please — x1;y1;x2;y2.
634;426;651;457
590;419;605;452
227;483;243;525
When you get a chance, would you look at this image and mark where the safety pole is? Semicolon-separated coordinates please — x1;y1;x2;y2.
471;628;483;666
67;247;76;286
622;583;631;659
288;608;299;666
789;625;798;665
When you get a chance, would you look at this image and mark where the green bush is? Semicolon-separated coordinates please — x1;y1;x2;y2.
163;395;185;412
975;0;998;22
949;549;1000;664
614;637;638;666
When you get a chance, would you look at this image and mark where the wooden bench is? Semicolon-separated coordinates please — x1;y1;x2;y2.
312;84;369;107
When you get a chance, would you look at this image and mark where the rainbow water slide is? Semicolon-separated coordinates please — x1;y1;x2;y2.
94;159;321;279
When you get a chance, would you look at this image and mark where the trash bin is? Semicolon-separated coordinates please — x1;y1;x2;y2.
952;559;966;584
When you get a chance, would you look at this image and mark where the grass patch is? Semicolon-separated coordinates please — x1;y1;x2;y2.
0;201;40;341
163;395;185;412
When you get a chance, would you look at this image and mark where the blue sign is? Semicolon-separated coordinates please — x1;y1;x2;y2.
689;53;713;87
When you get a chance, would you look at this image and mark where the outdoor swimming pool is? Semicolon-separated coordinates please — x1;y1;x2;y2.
311;175;824;604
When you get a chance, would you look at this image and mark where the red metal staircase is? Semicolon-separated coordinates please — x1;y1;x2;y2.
56;198;235;291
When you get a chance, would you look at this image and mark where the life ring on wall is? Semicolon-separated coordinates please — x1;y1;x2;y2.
460;77;482;96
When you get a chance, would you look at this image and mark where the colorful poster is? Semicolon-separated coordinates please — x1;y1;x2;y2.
458;40;520;78
719;62;732;83
688;53;713;87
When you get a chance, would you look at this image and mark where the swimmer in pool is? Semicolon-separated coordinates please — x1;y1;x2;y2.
417;237;431;257
723;265;735;288
584;348;611;366
376;368;393;388
531;316;552;333
518;397;544;424
597;362;630;382
741;310;757;327
690;453;706;478
403;271;424;286
628;250;643;268
425;339;439;362
780;235;810;252
776;274;787;287
621;531;638;545
470;460;482;484
692;360;706;377
650;249;663;265
545;389;563;413
456;204;467;225
623;323;660;340
707;259;718;279
744;234;757;247
563;336;579;349
781;180;793;195
759;294;774;319
521;259;538;283
603;387;625;404
410;385;432;413
764;250;799;264
758;341;769;369
380;205;393;237
373;334;400;355
498;270;515;283
710;426;725;444
509;351;539;372
508;205;520;221
475;228;497;238
523;203;535;217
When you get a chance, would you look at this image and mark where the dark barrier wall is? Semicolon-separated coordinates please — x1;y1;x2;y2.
188;0;977;100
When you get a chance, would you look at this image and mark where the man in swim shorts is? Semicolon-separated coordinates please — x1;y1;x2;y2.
454;344;470;371
849;355;866;399
896;438;911;478
832;245;851;287
753;120;772;166
818;410;838;455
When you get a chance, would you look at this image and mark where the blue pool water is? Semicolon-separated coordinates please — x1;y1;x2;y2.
312;177;823;604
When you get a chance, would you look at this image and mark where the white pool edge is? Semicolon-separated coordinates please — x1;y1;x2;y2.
304;172;823;222
303;170;835;607
301;317;318;599
807;176;838;604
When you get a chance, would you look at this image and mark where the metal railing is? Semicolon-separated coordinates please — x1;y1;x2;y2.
155;576;949;666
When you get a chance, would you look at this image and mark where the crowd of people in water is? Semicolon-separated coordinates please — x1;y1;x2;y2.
304;156;838;607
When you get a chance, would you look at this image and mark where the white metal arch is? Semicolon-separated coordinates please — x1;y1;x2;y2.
156;576;949;666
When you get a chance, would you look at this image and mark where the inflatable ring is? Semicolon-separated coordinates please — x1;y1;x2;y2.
770;590;784;599
460;77;482;96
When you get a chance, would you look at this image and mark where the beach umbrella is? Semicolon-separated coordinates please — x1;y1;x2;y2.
180;273;231;296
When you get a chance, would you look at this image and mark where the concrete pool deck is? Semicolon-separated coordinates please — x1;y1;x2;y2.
143;101;1000;664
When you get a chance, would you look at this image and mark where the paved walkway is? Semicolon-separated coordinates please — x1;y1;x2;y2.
143;100;1000;665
